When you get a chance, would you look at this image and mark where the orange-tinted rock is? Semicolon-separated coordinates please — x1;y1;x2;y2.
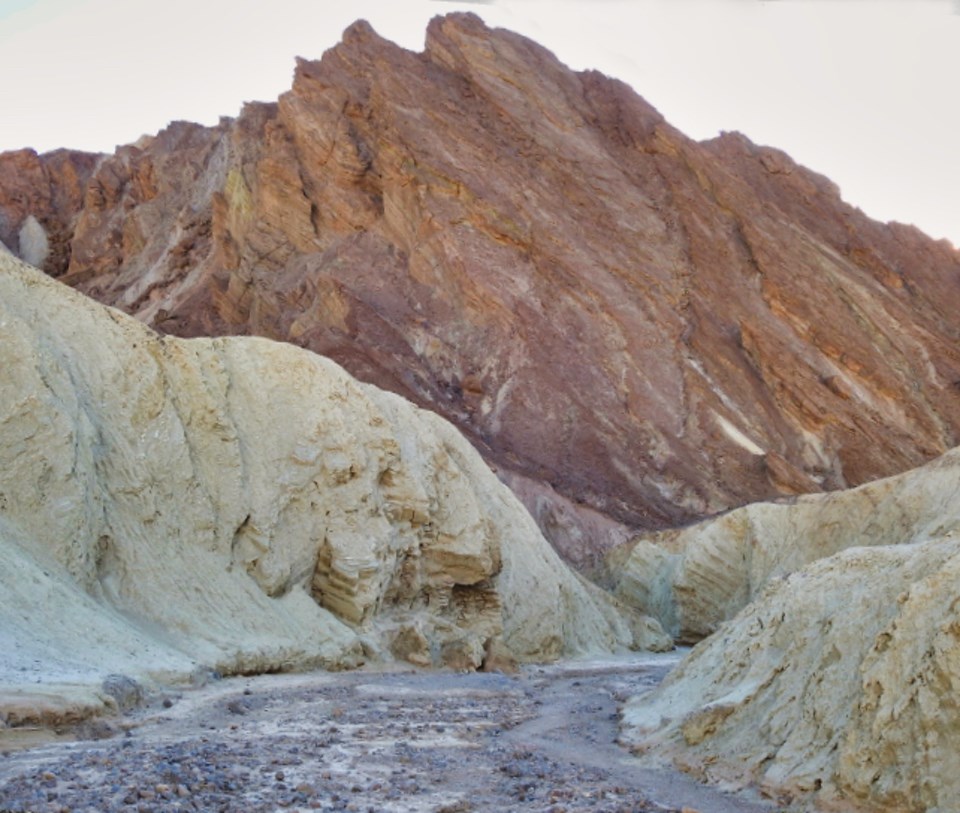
0;148;100;276
3;13;960;566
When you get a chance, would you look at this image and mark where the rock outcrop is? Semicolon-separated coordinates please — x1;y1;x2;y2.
604;446;960;642
0;147;100;275
3;14;960;568
619;448;960;811
0;252;666;725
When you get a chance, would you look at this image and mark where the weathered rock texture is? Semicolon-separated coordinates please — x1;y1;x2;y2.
0;253;665;724
605;446;960;642
620;448;960;811
0;147;100;276
3;14;960;567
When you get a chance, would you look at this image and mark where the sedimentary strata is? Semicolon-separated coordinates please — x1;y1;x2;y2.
620;449;960;811
3;14;959;565
605;446;960;641
0;253;665;725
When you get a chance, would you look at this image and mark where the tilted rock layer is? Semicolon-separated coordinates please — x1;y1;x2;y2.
620;448;960;812
0;253;664;724
605;447;960;642
3;14;960;566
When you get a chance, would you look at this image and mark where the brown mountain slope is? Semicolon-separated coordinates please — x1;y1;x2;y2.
3;13;960;568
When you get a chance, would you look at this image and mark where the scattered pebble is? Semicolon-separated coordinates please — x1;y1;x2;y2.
0;659;764;813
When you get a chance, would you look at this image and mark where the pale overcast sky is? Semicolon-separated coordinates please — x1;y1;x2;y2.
0;0;957;247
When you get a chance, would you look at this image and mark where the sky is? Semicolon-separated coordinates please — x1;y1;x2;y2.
0;0;957;247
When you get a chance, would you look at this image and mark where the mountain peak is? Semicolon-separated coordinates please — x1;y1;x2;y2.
2;17;959;569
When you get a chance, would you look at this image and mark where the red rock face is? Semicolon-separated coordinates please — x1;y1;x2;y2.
3;13;960;568
0;148;100;276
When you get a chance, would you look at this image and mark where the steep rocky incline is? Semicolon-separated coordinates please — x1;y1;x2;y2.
0;253;667;726
3;14;960;568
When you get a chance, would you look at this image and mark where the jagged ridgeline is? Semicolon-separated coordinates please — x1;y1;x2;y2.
2;13;959;574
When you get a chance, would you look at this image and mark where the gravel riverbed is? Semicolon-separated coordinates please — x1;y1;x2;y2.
0;654;775;813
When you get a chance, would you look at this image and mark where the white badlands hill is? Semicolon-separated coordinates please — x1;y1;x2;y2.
0;254;666;726
621;448;960;812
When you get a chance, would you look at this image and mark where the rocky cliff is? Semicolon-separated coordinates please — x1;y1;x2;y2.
0;252;666;726
3;14;960;568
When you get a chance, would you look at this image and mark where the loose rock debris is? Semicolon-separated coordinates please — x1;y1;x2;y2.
0;655;773;813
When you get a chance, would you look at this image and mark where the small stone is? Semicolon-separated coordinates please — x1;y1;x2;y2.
101;674;144;712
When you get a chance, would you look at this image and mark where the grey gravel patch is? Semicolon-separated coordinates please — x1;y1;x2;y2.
0;655;774;813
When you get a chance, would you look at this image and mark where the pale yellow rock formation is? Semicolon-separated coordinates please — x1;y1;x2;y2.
607;448;960;641
0;254;666;723
620;451;960;811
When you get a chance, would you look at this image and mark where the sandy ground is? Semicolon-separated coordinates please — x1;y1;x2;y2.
0;653;776;813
